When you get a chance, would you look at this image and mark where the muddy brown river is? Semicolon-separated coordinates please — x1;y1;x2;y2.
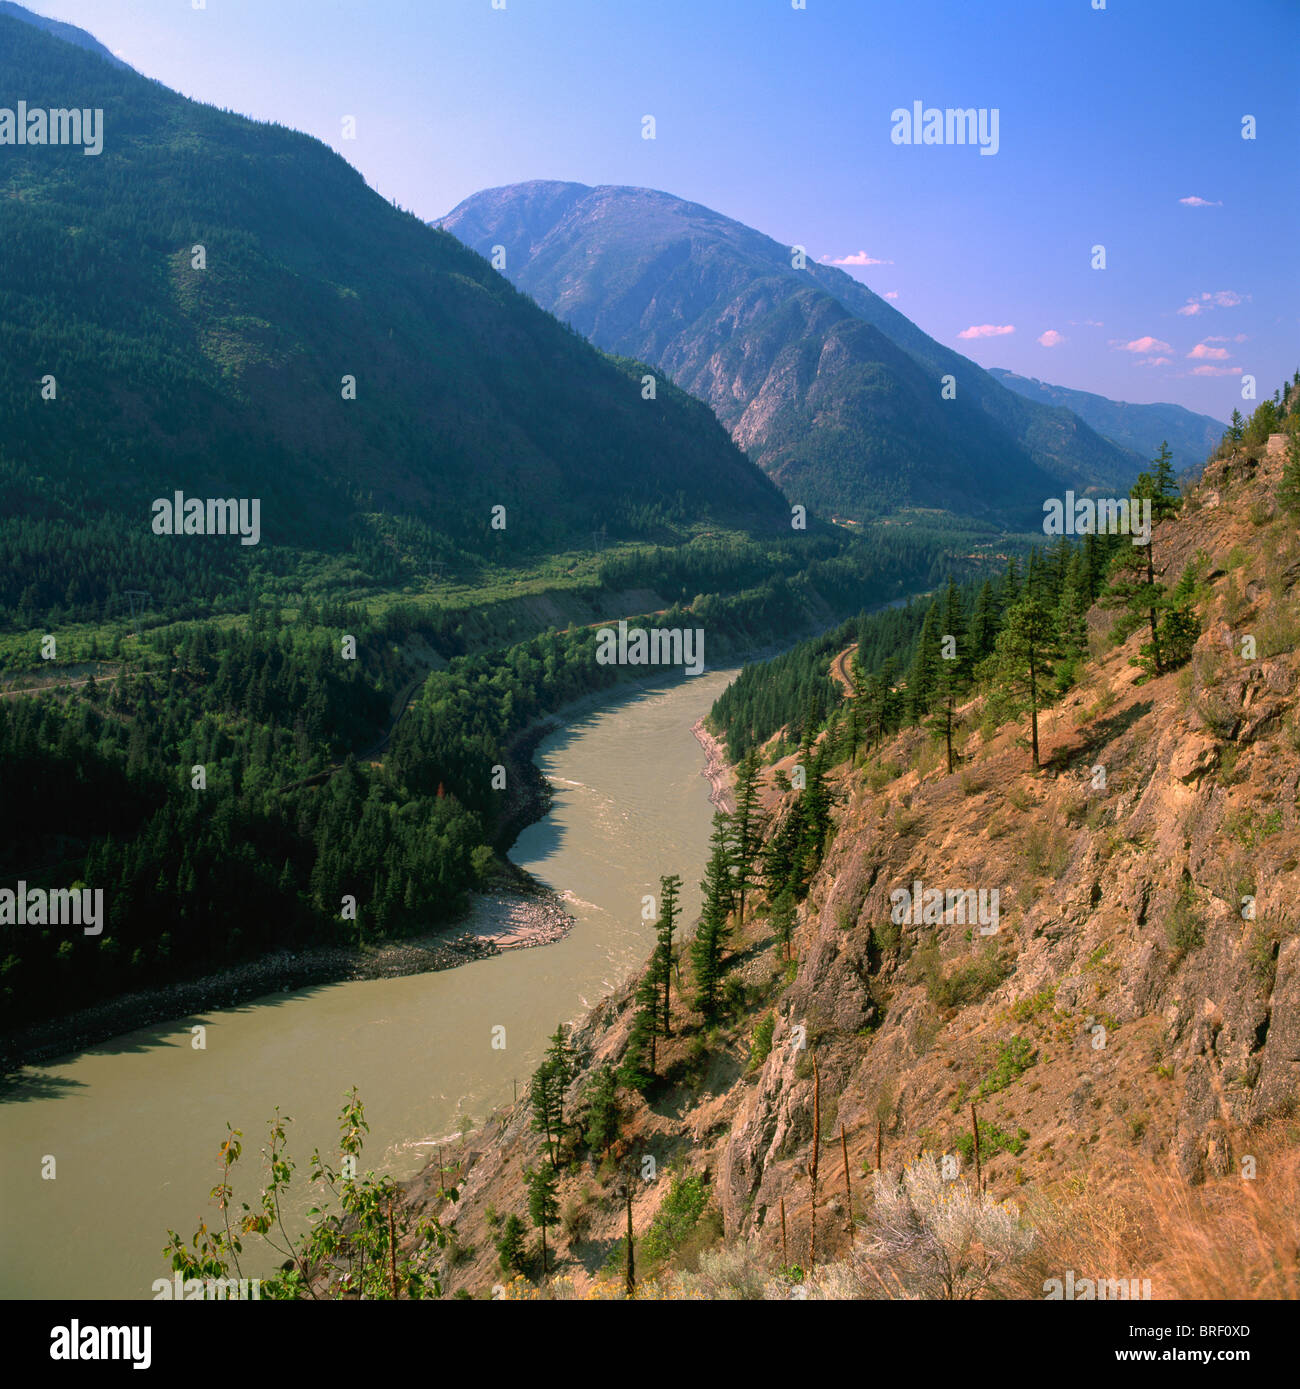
0;669;735;1298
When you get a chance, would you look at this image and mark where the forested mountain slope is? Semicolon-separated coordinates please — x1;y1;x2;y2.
0;11;789;628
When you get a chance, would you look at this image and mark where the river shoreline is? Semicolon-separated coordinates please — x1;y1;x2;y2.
1;664;744;1072
692;717;735;814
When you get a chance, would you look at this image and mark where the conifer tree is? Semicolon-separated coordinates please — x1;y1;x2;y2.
770;889;797;961
730;752;766;924
656;872;682;1035
583;1064;620;1156
524;1163;559;1275
992;593;1057;768
496;1213;527;1274
968;580;998;664
692;814;734;1020
622;967;660;1089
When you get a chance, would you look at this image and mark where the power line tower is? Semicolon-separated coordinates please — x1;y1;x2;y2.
123;590;151;640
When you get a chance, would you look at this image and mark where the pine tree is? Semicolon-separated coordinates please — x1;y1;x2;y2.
992;594;1057;769
656;872;682;1036
924;652;960;774
524;1163;560;1275
731;752;766;924
583;1064;620;1156
529;1063;562;1169
770;888;797;961
622;968;660;1089
496;1213;527;1274
968;580;998;664
1140;566;1200;675
692;813;734;1020
906;603;943;724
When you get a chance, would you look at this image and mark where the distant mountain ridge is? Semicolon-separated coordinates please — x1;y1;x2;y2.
439;181;1144;528
0;1;130;68
989;368;1225;477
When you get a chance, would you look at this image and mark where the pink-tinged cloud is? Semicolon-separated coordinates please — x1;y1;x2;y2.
831;250;894;266
958;324;1015;339
1180;290;1245;315
1190;365;1243;377
1204;333;1248;344
1114;336;1173;354
1136;356;1172;367
1037;329;1066;348
1067;319;1104;327
883;291;899;300
1188;343;1230;360
1179;196;1222;207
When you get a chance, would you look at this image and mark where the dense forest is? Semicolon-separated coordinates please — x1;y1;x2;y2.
0;510;965;1042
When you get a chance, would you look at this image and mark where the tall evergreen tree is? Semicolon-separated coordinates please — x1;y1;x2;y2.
730;752;766;924
656;872;682;1036
524;1162;560;1275
992;593;1057;768
692;813;734;1020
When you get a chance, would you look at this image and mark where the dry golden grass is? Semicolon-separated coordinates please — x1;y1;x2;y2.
1008;1119;1300;1299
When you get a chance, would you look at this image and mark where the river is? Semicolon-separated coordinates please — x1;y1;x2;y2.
0;669;735;1299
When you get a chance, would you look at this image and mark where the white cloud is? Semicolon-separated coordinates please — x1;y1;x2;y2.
1178;290;1246;315
1179;196;1223;207
1037;329;1066;348
958;324;1015;340
1113;336;1174;355
830;250;894;266
883;291;899;300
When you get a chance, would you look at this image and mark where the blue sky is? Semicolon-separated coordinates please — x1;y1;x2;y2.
17;0;1300;424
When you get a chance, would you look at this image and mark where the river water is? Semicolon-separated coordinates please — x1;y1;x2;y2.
0;669;734;1299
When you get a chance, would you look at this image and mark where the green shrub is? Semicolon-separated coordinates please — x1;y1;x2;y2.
748;1013;775;1071
642;1172;710;1264
977;1037;1038;1098
953;1119;1029;1160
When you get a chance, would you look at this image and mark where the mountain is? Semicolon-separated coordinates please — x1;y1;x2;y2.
0;14;789;592
990;368;1226;476
438;181;1143;528
0;1;130;69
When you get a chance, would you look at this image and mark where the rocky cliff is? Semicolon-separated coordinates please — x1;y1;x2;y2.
401;434;1299;1297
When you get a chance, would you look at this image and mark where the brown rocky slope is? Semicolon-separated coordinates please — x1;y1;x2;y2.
396;435;1299;1298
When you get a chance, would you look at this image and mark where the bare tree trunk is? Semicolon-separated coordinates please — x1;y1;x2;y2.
840;1124;853;1232
809;1053;820;1267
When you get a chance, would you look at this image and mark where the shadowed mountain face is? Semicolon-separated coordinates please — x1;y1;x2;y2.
439;181;1144;528
989;369;1226;477
0;17;789;558
0;1;130;69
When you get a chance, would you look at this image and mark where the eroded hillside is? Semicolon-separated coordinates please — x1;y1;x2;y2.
398;434;1299;1298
